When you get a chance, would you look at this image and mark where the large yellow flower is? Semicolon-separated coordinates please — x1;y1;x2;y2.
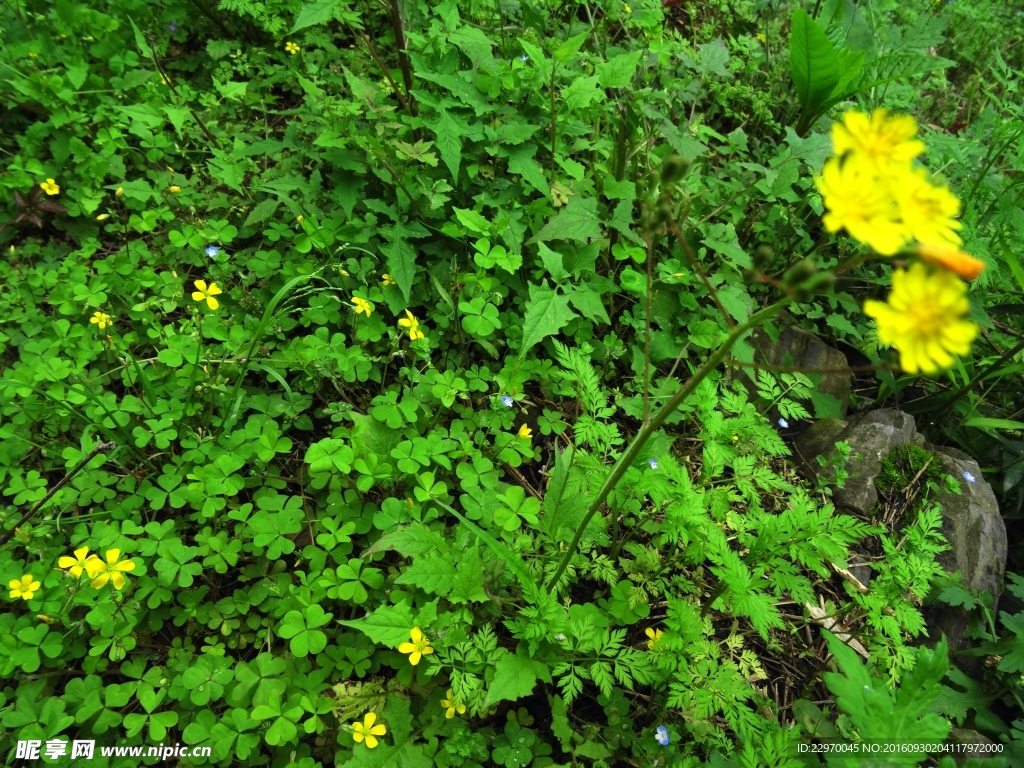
88;549;136;590
441;689;466;719
398;626;434;665
864;264;977;374
9;575;41;601
191;280;223;310
892;167;962;246
915;242;985;281
58;546;95;578
398;310;425;341
352;712;386;748
831;109;925;169
816;156;907;256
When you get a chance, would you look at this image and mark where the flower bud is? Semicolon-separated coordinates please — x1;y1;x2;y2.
115;187;124;197
96;213;110;221
783;259;816;286
660;155;691;185
169;185;181;193
752;245;773;271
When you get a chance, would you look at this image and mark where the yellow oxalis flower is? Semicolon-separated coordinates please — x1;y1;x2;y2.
441;690;466;719
351;297;373;317
382;273;396;286
90;311;112;330
398;627;434;665
192;279;223;310
9;575;41;601
517;423;533;440
88;549;136;590
285;41;300;55
816;156;907;256
398;310;425;341
915;242;985;281
59;547;95;578
645;627;664;649
831;109;925;169
863;263;977;375
891;166;962;246
352;712;386;748
40;178;60;195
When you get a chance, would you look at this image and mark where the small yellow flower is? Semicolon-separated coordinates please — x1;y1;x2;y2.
816;156;907;256
517;423;533;440
296;215;304;223
645;627;664;649
115;187;124;197
756;32;766;43
58;546;95;578
89;312;112;330
40;178;59;195
398;627;434;665
9;575;41;601
352;712;386;748
624;3;632;11
398;309;425;341
351;297;373;317
891;167;962;246
863;263;978;375
169;185;181;193
732;434;739;441
96;213;110;221
382;273;396;286
441;689;466;719
285;41;300;55
87;549;136;590
831;109;925;170
192;279;223;310
915;242;985;281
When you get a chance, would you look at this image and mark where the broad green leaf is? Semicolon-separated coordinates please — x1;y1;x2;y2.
292;0;339;33
529;196;601;244
483;646;543;708
425;108;465;182
337;601;416;648
215;80;248;101
449;547;488;604
502;143;550;197
538;242;568;282
597;50;643;89
453;207;491;235
789;8;841;116
361;522;450;559
394;552;456;596
553;31;589;63
243;198;280;228
567;283;610;324
519;284;578;356
380;228;417;304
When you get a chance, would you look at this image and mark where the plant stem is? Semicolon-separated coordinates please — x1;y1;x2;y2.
545;298;792;592
388;0;415;112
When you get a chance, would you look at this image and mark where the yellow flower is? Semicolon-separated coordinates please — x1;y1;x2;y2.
756;32;766;43
352;712;386;748
645;627;664;649
517;423;533;440
9;574;41;601
863;263;977;375
441;689;466;719
382;273;396;286
398;310;425;341
398;627;434;665
169;185;181;193
96;213;110;221
352;297;373;317
58;546;95;578
40;178;59;195
891;167;962;246
296;215;304;223
192;279;223;310
90;311;112;330
115;187;124;197
915;242;986;281
87;548;136;590
285;41;300;55
28;51;37;58
816;156;907;256
831;109;925;169
624;3;632;11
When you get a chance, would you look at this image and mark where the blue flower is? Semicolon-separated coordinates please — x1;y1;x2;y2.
963;471;976;483
648;459;659;470
518;55;529;62
205;246;220;258
778;418;789;429
167;22;178;33
501;395;514;407
655;726;669;746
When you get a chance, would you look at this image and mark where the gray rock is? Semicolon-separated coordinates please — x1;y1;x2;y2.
946;728;1000;765
750;326;852;416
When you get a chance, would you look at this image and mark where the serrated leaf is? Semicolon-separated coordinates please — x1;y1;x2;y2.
553;31;589;63
337;601;415;648
453;207;490;235
597;50;642;89
243;198;280;228
483;647;542;708
538;242;568;281
529;196;601;244
394;552;456;596
380;228;417;304
425;108;465;182
449;547;488;604
292;0;339;33
503;143;549;197
519;284;577;356
361;522;450;559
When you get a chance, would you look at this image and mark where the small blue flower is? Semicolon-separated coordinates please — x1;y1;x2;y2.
167;22;178;33
655;726;670;746
205;246;220;258
963;471;976;483
648;459;659;470
518;55;529;62
501;395;514;407
778;418;789;429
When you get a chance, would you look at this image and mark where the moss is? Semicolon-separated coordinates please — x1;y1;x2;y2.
875;444;945;522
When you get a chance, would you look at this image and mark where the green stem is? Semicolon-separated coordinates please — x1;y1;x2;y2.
545;298;792;592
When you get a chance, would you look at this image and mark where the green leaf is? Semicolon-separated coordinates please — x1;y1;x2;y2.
789;8;841;117
483;646;542;708
538;243;568;282
554;31;589;63
453;207;491;235
568;283;610;325
337;601;416;648
380;226;418;304
529;196;601;244
128;17;153;59
394;552;456;596
519;284;578;357
449;546;488;604
964;417;1024;432
502;143;550;197
597;50;643;89
215;80;248;101
292;0;339;33
361;522;450;559
243;198;281;228
425;108;465;182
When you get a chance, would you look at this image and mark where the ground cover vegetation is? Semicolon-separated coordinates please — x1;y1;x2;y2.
2;0;1024;765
